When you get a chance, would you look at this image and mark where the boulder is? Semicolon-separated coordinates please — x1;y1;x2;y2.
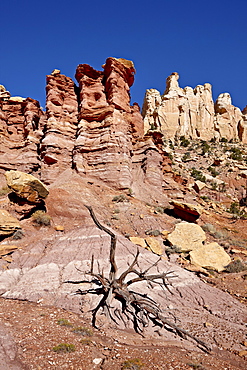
167;221;206;252
145;237;163;255
129;237;146;249
169;200;202;222
0;210;21;236
189;242;231;272
5;170;49;203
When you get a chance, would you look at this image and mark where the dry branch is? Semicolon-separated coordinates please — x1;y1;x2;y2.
66;205;211;353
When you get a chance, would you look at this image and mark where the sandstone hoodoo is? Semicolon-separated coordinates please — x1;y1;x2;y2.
142;72;247;143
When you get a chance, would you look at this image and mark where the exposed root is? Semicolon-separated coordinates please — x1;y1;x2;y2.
65;205;211;353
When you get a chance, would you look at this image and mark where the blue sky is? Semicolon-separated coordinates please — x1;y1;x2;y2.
1;0;247;110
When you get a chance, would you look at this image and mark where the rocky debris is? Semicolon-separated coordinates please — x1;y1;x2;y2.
5;170;49;203
40;71;78;184
0;209;21;236
189;242;232;272
169;200;202;222
167;221;206;252
142;72;246;143
193;180;206;193
129;236;146;249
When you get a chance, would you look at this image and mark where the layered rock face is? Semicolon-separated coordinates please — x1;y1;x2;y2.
142;72;246;142
0;91;44;176
0;59;163;190
40;71;78;184
73;57;160;189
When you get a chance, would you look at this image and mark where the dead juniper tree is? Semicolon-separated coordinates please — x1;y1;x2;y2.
66;205;210;353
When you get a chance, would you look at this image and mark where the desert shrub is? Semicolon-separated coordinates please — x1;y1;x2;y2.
208;166;219;177
80;338;92;345
12;230;24;240
224;259;247;273
187;363;206;370
200;195;210;201
145;229;160;236
52;343;75;353
180;135;190;147
0;186;11;196
57;319;72;327
32;210;51;226
112;194;128;203
220;137;228;143
200;140;210;155
229;147;242;161
210;181;218;191
122;358;143;370
202;223;216;234
191;168;206;182
72;326;93;336
182;152;191;161
202;223;227;240
228;202;247;219
154;206;165;214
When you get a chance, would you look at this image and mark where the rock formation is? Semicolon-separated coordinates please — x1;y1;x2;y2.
0;58;163;191
142;72;246;142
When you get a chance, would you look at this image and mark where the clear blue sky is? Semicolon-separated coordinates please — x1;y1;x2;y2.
1;0;246;110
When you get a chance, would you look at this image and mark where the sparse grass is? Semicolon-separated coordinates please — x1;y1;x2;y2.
52;343;75;353
229;147;243;161
57;318;73;327
202;224;227;240
180;136;190;147
32;210;51;226
122;358;144;370
208;166;219;177
72;326;93;336
227;202;247;219
224;259;247;273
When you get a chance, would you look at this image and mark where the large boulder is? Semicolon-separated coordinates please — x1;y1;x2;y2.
189;242;231;272
5;171;49;203
169;201;202;222
0;210;21;236
167;221;206;252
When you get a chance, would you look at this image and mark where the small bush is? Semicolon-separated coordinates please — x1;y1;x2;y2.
32;210;51;226
220;137;228;143
180;136;190;147
52;343;75;353
208;166;219;177
122;358;144;370
200;140;210;155
224;259;247;273
112;194;128;203
57;319;73;327
145;229;160;236
228;202;247;219
229;147;242;161
187;363;206;370
72;326;93;336
191;168;206;182
182;152;191;161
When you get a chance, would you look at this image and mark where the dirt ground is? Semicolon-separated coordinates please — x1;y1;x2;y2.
0;298;246;370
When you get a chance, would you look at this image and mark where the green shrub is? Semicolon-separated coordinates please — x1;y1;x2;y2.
180;136;190;147
122;358;143;370
52;343;75;353
57;319;73;327
191;168;206;182
220;137;228;143
229;147;242;161
200;140;210;155
208;166;219;177
32;210;51;226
